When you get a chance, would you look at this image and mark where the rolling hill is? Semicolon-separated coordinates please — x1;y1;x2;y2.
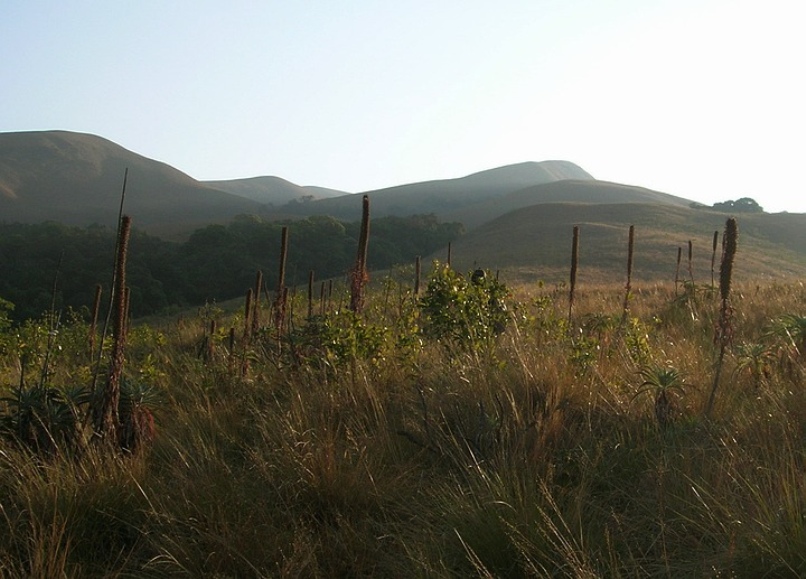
282;160;599;220
444;202;806;284
202;175;347;205
2;129;805;285
0;131;270;230
446;179;697;228
1;131;612;232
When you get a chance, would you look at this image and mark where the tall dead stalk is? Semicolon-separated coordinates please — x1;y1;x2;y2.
621;225;635;323
350;195;370;313
274;226;289;332
705;217;738;417
568;225;579;324
251;270;263;338
93;214;131;445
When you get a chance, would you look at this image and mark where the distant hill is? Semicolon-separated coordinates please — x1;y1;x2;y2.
202;176;347;205
0;131;268;230
447;179;696;228
444;202;806;283
283;161;597;220
1;131;617;232
2;130;804;284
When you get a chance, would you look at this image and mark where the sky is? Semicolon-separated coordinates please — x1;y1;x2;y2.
2;0;805;213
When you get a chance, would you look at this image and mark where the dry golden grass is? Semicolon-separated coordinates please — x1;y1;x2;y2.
0;274;804;577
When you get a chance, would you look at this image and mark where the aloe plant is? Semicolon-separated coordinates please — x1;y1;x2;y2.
734;342;774;388
766;314;806;359
633;365;686;429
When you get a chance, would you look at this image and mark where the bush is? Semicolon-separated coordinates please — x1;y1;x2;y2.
418;263;509;352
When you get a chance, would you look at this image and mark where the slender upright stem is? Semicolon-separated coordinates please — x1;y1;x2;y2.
414;255;421;297
350;195;370;313
89;284;102;359
274;227;289;332
251;270;263;338
710;230;719;290
242;288;253;377
307;270;315;319
687;239;694;285
621;225;635;323
569;225;579;324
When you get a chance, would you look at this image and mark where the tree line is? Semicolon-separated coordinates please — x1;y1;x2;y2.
0;214;463;322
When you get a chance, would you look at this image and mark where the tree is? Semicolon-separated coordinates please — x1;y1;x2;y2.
712;197;763;213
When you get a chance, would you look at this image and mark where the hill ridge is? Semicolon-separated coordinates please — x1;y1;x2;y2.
0;129;804;282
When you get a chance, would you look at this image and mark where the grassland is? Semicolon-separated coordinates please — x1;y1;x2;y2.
448;203;806;283
0;260;805;577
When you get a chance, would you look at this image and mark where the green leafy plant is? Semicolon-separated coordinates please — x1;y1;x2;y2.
632;364;687;429
733;342;775;388
291;309;388;368
0;297;13;356
0;384;86;455
766;314;806;360
622;316;652;366
117;377;159;454
418;263;509;352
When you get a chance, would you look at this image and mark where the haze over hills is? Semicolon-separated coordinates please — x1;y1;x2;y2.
0;131;269;228
1;130;610;230
202;176;347;205
1;129;805;283
283;160;599;220
446;179;697;228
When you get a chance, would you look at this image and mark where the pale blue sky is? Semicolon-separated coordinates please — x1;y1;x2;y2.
2;0;804;212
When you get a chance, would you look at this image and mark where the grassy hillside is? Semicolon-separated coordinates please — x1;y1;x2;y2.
0;131;266;230
448;179;696;228
446;203;806;284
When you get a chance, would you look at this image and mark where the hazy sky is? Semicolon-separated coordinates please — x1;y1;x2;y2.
3;0;804;212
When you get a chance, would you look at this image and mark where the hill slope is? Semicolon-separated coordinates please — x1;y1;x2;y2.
0;131;266;229
202;175;347;205
283;161;597;220
446;203;806;283
2;130;805;286
447;179;696;228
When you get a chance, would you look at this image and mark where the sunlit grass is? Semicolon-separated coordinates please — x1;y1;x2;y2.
0;275;804;576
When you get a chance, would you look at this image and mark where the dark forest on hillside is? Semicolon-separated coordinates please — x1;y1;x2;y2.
0;214;463;321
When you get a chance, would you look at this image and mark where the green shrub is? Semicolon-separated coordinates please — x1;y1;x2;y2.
418;263;509;352
291;309;388;368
